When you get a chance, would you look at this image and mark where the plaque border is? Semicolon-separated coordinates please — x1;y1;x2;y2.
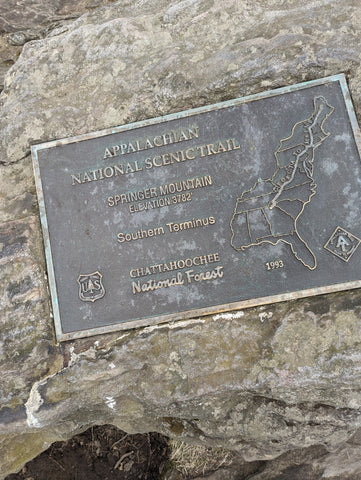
31;73;361;342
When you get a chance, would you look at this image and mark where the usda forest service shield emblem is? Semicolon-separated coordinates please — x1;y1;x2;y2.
78;271;105;302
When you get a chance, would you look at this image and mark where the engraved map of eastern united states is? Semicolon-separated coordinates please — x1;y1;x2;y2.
230;96;334;270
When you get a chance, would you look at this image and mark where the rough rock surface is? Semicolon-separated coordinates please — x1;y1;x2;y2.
0;0;117;91
1;0;361;478
0;0;116;32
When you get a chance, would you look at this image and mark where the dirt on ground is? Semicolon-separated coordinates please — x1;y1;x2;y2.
6;425;170;480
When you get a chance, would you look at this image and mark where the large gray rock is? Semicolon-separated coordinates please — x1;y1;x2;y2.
1;0;361;478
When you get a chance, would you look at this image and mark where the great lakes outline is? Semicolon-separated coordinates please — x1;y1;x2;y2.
230;96;334;270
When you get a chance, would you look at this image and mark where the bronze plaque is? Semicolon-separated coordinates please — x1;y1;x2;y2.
32;74;361;341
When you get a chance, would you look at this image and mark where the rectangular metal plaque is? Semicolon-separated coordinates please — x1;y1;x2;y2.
32;74;361;341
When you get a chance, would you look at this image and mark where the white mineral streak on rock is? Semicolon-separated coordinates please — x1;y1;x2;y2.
142;317;206;334
259;311;273;322
105;396;116;410
108;333;131;345
69;344;98;366
69;346;79;367
25;369;62;428
168;318;206;329
213;311;245;321
25;381;44;428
